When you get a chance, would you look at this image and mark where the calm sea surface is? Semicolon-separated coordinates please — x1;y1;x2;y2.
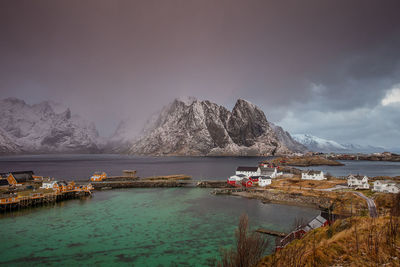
0;188;318;266
0;154;271;181
297;160;400;177
0;154;399;181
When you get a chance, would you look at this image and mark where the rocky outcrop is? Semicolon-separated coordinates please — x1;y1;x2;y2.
270;124;307;153
233;190;332;209
124;98;305;156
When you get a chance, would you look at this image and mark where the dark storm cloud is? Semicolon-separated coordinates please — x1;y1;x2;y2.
1;0;400;146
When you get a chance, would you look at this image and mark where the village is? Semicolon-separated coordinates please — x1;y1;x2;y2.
219;159;400;250
226;162;400;194
1;157;399;253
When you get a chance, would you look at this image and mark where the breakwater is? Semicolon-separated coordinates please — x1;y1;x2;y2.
91;180;193;189
90;179;235;190
196;180;232;188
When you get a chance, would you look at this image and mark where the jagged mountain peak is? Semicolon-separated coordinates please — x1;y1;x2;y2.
175;96;198;106
122;98;304;156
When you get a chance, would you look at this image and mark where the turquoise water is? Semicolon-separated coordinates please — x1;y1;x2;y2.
0;188;318;266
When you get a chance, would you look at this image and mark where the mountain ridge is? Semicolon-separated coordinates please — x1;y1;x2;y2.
113;98;306;156
0;97;102;154
292;133;386;153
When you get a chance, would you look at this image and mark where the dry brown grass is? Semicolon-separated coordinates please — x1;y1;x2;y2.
266;179;366;214
259;216;400;267
271;178;345;190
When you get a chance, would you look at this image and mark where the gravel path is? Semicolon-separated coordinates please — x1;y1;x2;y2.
353;191;378;218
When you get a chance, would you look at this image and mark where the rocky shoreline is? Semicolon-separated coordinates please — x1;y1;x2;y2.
266;155;344;167
212;188;333;210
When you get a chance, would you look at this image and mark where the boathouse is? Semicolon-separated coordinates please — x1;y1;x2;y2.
0;171;34;185
227;174;246;186
90;172;107;182
241;178;253;187
235;167;260;177
277;214;328;249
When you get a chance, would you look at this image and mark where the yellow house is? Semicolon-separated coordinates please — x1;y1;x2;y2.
90;172;107;182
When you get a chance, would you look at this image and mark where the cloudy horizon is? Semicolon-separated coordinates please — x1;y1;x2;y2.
1;0;400;148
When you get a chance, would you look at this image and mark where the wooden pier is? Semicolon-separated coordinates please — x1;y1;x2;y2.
256;228;288;237
0;190;91;213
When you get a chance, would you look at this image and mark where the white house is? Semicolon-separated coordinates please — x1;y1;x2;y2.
258;176;272;187
41;181;58;189
260;167;283;178
301;171;325;180
228;174;246;182
347;175;369;189
373;180;400;194
235;167;260;177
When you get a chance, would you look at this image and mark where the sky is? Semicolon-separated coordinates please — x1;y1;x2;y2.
1;0;400;148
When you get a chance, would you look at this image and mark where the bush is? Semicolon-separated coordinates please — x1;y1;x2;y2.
218;214;269;267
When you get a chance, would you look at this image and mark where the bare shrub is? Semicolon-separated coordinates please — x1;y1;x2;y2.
218;214;269;267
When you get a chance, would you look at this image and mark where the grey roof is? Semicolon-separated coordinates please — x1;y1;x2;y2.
307;215;327;230
303;170;323;175
348;174;367;179
378;180;397;185
0;171;34;183
236;166;258;172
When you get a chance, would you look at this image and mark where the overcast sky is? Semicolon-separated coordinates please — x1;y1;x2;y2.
1;0;400;147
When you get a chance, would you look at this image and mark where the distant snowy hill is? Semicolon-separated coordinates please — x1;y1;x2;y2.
111;98;306;156
292;134;385;153
0;98;102;154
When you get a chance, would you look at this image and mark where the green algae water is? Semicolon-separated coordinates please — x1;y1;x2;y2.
0;188;318;266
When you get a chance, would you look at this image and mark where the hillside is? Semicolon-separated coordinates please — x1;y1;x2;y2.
259;216;400;266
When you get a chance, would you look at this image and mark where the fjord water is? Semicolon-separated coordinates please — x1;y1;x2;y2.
0;154;399;180
297;160;400;177
0;154;398;266
0;188;318;266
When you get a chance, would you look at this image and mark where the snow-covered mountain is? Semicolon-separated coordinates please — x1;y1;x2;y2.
113;98;306;156
0;98;102;154
292;134;385;153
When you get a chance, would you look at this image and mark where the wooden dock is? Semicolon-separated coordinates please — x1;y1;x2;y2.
256;228;288;237
0;190;91;213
